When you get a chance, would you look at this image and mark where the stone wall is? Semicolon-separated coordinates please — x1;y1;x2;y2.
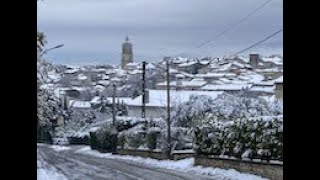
117;149;194;160
195;155;283;180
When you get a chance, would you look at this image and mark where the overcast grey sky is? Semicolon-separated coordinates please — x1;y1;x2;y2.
37;0;283;65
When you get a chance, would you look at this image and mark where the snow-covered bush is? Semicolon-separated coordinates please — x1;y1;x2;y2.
195;116;283;161
173;92;283;127
37;31;65;142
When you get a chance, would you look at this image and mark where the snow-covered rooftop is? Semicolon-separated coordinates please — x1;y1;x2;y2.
78;74;88;80
146;63;156;69
129;69;142;75
90;96;101;104
261;56;283;65
274;76;283;83
106;90;224;107
97;80;110;86
178;61;197;67
69;100;91;108
195;73;225;78
156;80;207;87
250;85;275;93
65;69;79;74
201;84;252;91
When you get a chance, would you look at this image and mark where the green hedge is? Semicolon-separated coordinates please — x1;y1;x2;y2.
37;126;53;144
89;131;113;153
68;136;90;145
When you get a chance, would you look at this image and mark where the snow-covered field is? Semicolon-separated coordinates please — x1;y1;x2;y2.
76;147;268;180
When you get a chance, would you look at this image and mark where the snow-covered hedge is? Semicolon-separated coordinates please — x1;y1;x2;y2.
173;93;283;127
119;121;193;151
195;116;283;161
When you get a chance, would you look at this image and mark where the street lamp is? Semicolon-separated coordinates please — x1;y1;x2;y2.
39;44;64;57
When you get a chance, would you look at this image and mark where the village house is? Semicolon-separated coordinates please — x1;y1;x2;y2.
155;79;207;90
104;89;224;118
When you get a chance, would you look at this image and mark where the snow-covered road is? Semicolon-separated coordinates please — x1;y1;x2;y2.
37;145;217;180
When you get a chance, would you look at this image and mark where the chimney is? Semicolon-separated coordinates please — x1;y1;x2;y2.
249;53;260;69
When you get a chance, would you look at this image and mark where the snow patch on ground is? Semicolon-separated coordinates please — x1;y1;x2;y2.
37;149;68;180
37;168;68;180
49;145;71;152
76;147;268;180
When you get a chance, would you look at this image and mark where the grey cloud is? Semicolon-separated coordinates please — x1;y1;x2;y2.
38;0;283;65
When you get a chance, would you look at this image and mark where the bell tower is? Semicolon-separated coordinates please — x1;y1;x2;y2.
121;36;133;69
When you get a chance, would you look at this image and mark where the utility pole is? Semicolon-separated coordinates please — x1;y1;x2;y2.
142;61;146;118
112;83;116;126
165;57;172;159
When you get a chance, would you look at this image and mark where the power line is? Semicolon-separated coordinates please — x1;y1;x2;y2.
232;28;283;56
173;0;273;57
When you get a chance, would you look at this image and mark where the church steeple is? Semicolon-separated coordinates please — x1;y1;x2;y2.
121;36;133;69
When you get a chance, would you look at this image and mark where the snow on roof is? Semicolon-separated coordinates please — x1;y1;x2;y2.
156;80;207;87
91;68;107;73
72;87;86;92
66;65;80;69
238;56;250;63
169;68;179;74
219;78;232;84
69;100;91;108
129;69;142;75
229;80;248;85
127;62;139;66
105;69;115;74
274;76;283;83
178;61;197;67
65;68;79;74
171;57;189;64
255;68;282;73
146;63;156;69
191;78;205;81
262;56;283;65
108;90;224;107
218;63;232;71
199;60;210;65
224;73;237;78
209;63;220;69
78;74;88;80
40;83;56;90
175;74;185;78
115;69;127;76
101;74;109;80
111;77;121;81
196;73;225;78
48;74;61;82
90;96;101;104
53;87;72;98
250;85;275;93
237;76;251;81
201;84;252;91
97;80;110;86
232;61;245;68
94;85;106;92
253;80;276;86
246;73;265;83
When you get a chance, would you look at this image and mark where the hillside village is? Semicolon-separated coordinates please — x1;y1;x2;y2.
41;53;283;121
